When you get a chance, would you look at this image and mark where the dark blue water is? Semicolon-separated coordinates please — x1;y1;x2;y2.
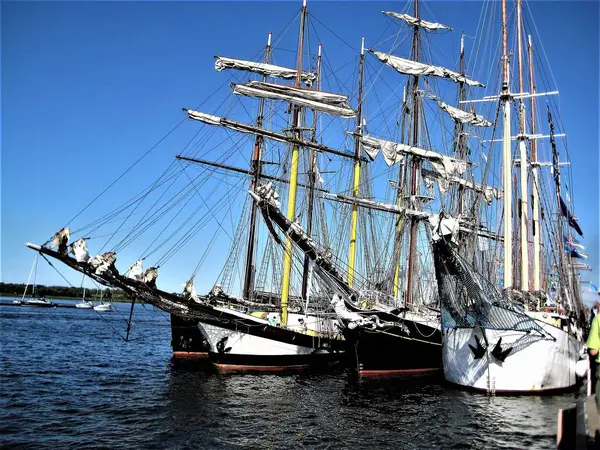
1;300;583;449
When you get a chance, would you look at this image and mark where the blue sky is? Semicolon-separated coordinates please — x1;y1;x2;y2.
2;1;598;299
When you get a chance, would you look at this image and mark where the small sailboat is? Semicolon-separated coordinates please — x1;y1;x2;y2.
75;301;93;309
93;302;114;312
75;287;93;309
24;297;54;307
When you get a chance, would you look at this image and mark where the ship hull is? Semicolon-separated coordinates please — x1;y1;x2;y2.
171;309;344;371
442;320;584;393
344;315;442;377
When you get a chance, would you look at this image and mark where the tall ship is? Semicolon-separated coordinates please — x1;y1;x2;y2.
428;0;587;393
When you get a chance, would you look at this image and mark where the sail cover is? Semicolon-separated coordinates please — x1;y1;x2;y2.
185;109;285;141
368;50;485;87
232;81;356;118
433;99;491;127
422;168;501;204
360;135;467;178
383;11;452;31
214;56;317;86
359;135;404;166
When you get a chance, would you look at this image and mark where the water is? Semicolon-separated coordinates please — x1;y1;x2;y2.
1;300;583;449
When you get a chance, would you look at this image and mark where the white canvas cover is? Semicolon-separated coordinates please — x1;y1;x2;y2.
423;169;502;204
214;56;317;86
359;135;404;166
50;227;70;250
369;50;485;87
232;81;356;118
127;259;143;280
383;11;452;31
360;135;467;178
70;238;90;263
429;214;460;243
434;99;492;127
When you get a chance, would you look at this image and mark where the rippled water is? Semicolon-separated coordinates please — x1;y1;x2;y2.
0;300;583;448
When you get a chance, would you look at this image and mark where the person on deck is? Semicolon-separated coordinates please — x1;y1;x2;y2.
587;312;600;409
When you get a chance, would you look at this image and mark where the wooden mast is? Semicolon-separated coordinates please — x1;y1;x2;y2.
455;32;466;214
528;34;541;293
347;37;365;288
516;0;529;292
301;43;322;300
405;0;421;305
243;31;273;301
501;0;513;291
392;85;408;300
280;0;307;326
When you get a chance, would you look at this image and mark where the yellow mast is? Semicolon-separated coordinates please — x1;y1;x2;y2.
348;38;365;288
280;0;307;326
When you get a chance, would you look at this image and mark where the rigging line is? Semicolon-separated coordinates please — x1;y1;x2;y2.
103;159;180;253
63;118;186;229
180;163;235;241
151;171;245;265
36;252;129;339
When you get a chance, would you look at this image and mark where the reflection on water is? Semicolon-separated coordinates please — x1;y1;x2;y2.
0;301;582;448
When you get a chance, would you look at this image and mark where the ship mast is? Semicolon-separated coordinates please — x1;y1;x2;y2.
392;86;408;300
501;0;513;291
527;34;541;293
405;0;421;305
243;31;273;301
455;32;466;215
301;43;322;300
516;0;529;293
280;0;307;326
347;37;365;288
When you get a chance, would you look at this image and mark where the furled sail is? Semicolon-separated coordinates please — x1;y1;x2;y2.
383;11;452;31
422;168;502;204
231;81;356;118
368;50;485;87
184;109;360;161
432;98;491;127
359;135;404;166
360;135;467;178
214;56;317;86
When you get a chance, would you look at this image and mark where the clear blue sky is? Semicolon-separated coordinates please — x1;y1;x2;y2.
2;1;598;297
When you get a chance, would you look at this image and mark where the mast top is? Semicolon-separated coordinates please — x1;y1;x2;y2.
303;0;306;7
267;31;272;46
361;37;365;55
318;43;322;57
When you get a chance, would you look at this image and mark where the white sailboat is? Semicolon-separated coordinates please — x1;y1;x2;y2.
431;0;586;393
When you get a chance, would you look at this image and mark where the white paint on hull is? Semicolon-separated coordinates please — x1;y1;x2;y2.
199;322;316;356
443;318;584;392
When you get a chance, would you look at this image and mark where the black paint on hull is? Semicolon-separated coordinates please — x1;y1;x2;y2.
344;320;442;375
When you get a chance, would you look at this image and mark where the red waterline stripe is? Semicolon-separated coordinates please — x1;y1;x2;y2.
215;364;312;373
359;367;442;377
172;351;209;359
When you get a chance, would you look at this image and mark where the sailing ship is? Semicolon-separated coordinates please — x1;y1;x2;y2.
428;0;587;393
25;0;351;372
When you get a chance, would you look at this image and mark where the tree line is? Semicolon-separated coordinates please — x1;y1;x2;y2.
0;282;132;300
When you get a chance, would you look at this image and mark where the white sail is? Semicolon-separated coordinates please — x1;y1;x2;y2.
368;50;485;87
70;238;90;263
433;99;492;127
360;135;467;178
422;169;502;204
359;135;404;166
232;81;356;118
383;11;452;31
214;56;317;86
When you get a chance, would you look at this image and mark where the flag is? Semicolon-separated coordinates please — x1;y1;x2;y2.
560;197;583;237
